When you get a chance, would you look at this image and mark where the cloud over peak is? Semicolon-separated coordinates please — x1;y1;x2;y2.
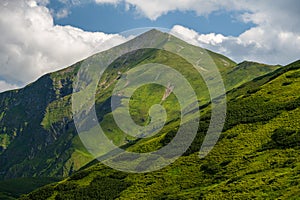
171;24;300;66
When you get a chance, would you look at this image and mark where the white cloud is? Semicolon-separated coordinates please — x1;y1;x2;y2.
93;0;300;27
94;0;228;20
171;25;300;65
55;8;70;19
0;81;19;93
35;0;49;6
0;0;128;92
171;25;226;46
197;33;225;45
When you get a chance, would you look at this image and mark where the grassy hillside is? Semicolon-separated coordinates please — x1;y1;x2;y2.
224;61;280;90
0;177;60;200
0;30;283;198
20;60;300;199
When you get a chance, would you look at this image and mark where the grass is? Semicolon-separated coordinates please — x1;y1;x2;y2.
0;177;60;199
21;61;300;199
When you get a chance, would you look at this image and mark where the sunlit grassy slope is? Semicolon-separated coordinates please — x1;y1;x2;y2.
21;59;300;199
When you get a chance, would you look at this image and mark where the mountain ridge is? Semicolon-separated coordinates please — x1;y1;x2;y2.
0;29;291;199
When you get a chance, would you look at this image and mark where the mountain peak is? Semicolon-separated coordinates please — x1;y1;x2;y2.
145;28;164;34
136;28;168;40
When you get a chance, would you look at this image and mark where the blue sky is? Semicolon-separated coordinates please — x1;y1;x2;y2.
51;1;254;36
0;0;299;92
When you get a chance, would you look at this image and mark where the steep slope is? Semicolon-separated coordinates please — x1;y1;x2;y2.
22;60;300;199
0;30;279;181
0;64;84;179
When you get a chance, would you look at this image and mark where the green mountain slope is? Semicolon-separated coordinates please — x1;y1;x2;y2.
224;61;280;90
0;30;282;198
0;177;60;200
22;60;300;200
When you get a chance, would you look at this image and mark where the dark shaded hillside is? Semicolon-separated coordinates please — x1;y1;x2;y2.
0;75;57;178
0;62;85;179
0;177;60;199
